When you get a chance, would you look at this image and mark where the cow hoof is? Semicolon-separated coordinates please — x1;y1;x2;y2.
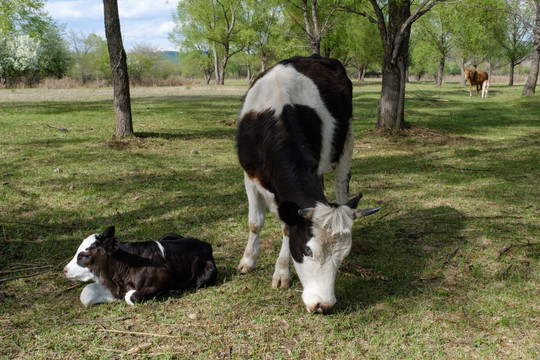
271;274;290;289
237;258;257;273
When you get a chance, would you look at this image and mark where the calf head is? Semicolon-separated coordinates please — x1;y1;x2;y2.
278;194;379;313
63;226;118;282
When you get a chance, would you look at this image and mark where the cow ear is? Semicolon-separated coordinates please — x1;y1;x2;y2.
345;193;363;209
102;226;115;239
278;201;304;225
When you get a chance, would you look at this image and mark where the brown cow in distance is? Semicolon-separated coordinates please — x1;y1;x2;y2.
465;68;489;98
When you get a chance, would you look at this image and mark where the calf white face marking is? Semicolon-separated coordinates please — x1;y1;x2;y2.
294;203;355;313
63;234;99;282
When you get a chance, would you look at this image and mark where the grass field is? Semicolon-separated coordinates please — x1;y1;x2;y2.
0;80;539;359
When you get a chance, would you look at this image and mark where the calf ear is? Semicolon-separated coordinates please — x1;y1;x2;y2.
278;201;304;225
102;237;120;255
102;226;115;239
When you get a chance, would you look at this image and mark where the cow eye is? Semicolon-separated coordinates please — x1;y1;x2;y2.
304;246;313;257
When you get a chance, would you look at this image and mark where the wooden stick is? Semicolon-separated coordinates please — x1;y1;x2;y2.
67;316;130;325
45;123;68;132
98;328;180;338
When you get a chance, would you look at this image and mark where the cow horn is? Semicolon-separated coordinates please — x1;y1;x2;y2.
298;208;315;220
353;207;381;219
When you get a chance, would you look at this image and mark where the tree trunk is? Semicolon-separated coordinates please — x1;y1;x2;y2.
522;2;539;96
375;2;411;132
377;56;407;131
435;57;444;87
103;0;133;139
460;58;466;86
509;60;515;86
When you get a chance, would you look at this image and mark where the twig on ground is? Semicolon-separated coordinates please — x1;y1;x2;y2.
45;123;68;132
67;316;130;325
443;239;467;266
0;270;52;284
98;328;180;338
498;244;512;258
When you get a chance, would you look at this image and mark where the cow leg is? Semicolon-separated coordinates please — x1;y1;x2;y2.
272;223;291;289
334;124;354;205
469;83;473;98
238;173;266;273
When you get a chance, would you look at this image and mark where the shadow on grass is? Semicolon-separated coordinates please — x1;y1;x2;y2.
334;205;465;313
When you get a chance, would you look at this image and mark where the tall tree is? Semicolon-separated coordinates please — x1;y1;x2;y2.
412;3;454;87
285;0;341;55
495;0;533;85
345;0;441;131
171;0;246;85
103;0;134;138
520;0;539;95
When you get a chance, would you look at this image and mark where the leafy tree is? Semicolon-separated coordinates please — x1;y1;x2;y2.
410;2;455;86
171;0;247;85
127;44;182;85
180;50;215;84
518;0;539;95
0;0;70;85
67;32;109;84
284;0;342;55
344;0;442;131
322;11;382;80
492;0;533;85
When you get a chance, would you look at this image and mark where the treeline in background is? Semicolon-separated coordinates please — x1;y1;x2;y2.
1;0;536;88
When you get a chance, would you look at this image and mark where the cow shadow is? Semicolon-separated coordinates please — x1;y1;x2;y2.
334;205;465;313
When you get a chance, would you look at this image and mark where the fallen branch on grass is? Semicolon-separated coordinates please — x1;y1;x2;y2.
98;328;180;338
45;123;68;132
67;316;130;325
0;269;52;284
497;242;540;258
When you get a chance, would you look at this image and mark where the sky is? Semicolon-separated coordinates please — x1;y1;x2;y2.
44;0;178;51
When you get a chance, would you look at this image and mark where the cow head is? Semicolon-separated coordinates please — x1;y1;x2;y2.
63;226;118;282
278;194;379;313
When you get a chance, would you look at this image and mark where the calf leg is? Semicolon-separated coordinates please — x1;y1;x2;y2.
238;173;266;273
482;81;489;98
124;287;160;305
272;223;291;289
80;282;117;307
334;124;354;205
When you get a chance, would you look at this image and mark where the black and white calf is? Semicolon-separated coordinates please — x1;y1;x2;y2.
64;226;217;307
237;55;380;313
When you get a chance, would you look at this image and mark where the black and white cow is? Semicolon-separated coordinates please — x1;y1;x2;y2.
236;55;380;313
64;226;217;307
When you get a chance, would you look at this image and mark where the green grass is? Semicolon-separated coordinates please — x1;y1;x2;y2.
0;80;538;359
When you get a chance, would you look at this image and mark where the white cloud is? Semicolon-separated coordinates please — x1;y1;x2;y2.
45;0;178;50
45;1;103;20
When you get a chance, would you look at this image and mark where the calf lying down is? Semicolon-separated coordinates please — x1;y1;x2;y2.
64;226;217;307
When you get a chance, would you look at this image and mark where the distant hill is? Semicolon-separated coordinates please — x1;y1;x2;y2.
158;51;180;64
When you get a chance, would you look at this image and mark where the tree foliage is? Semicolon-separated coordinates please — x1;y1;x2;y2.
0;0;70;86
